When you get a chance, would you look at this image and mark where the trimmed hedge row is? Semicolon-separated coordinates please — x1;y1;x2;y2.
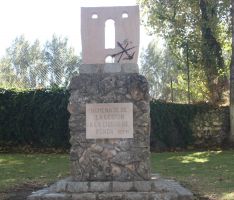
0;88;70;148
0;89;228;150
150;100;216;150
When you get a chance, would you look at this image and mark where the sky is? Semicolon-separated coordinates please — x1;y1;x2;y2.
0;0;153;58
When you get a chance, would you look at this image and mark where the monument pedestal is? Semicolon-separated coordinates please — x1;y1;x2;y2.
68;64;151;182
27;64;194;200
28;175;194;200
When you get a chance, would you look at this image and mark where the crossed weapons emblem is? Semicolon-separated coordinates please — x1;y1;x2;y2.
111;40;136;63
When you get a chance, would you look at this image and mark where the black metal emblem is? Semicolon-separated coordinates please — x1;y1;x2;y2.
111;40;136;63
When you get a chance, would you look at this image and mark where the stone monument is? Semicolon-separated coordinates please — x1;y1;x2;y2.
28;5;194;200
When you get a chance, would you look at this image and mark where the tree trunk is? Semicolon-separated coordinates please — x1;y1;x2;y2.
230;0;234;144
199;0;228;104
186;41;190;104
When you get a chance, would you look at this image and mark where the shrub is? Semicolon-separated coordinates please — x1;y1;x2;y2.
0;88;70;148
0;89;229;151
150;100;216;150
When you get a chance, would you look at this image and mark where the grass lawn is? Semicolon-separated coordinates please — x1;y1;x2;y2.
0;151;233;200
152;150;234;200
0;154;69;192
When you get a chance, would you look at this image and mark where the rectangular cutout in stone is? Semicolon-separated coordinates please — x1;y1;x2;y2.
81;6;140;64
86;103;133;139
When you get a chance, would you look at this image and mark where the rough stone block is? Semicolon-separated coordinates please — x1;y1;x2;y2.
121;63;139;73
79;64;100;74
27;189;49;200
27;196;40;200
72;193;96;200
149;192;177;200
68;103;86;115
173;184;194;200
79;64;139;74
90;182;111;192
103;64;121;73
67;182;89;193
148;193;162;200
27;194;41;200
112;181;134;192
134;181;152;192
98;192;123;200
54;180;68;192
151;179;171;192
124;192;149;200
43;193;71;200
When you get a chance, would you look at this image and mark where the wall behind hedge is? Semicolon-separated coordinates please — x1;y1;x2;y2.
0;88;70;148
0;89;230;150
150;100;230;150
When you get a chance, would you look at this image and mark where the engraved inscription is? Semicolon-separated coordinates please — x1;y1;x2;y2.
86;103;133;139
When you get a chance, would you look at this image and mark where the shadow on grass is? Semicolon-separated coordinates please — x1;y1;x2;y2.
151;150;234;200
0;154;69;192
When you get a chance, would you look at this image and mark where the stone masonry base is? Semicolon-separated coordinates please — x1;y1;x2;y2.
27;175;194;200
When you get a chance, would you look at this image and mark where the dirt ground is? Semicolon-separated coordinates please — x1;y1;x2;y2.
0;183;42;200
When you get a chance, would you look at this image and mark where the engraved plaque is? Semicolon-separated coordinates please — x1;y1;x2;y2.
86;103;133;139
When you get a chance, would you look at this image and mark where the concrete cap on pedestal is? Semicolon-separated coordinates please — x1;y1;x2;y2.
79;63;139;74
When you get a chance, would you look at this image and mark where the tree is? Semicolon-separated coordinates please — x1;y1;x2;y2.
141;40;209;103
0;35;81;89
0;56;18;88
1;36;45;88
230;0;234;143
139;0;231;104
5;36;32;87
199;0;229;104
29;40;45;87
43;35;81;87
140;40;176;101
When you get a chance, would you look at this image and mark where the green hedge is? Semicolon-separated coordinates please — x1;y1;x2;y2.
0;89;226;150
150;100;215;150
0;88;70;148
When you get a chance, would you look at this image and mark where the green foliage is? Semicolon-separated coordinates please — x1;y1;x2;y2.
0;89;227;150
0;88;70;148
139;0;231;104
43;35;81;87
140;40;175;100
141;41;209;103
0;35;81;89
150;100;214;149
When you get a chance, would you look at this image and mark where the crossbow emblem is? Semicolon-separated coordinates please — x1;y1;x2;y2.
111;40;136;63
